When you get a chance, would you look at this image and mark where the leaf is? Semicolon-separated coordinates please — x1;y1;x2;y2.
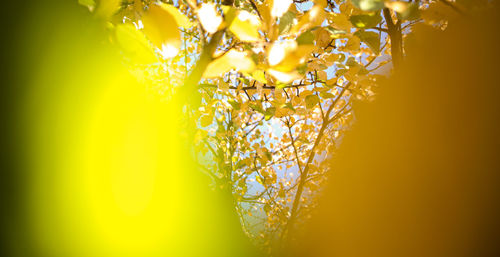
94;0;120;19
354;30;380;55
328;13;352;31
264;107;276;121
282;102;295;111
344;35;361;51
256;175;264;185
268;40;296;66
229;10;262;42
290;5;326;34
200;114;214;127
385;1;420;21
305;94;320;109
219;80;230;93
320;91;335;99
158;3;193;29
250;101;265;114
279;11;296;34
268;41;315;72
228;99;241;110
276;83;287;89
271;0;293;18
297;29;315;45
198;3;223;34
351;0;385;12
203;50;255;78
267;69;301;83
324;26;348;39
78;0;95;10
142;4;181;58
115;24;158;64
349;13;382;28
252;70;268;84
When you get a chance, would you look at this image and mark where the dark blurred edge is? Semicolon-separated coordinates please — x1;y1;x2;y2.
0;1;95;256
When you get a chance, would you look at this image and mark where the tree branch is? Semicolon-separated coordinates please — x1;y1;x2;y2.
383;8;403;69
280;83;351;246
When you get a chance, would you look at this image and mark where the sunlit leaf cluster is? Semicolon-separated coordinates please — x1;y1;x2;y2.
79;0;490;254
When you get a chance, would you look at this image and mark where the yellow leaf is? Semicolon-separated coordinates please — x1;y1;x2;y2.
344;35;360;51
256;1;273;33
290;5;326;34
200;114;213;127
328;13;352;31
198;3;223;34
158;3;193;29
384;1;409;13
229;11;262;42
268;41;315;72
142;4;181;58
219;80;230;93
315;27;333;48
115;24;158;64
94;0;120;19
421;2;458;24
203;50;255;78
271;0;293;18
268;40;296;66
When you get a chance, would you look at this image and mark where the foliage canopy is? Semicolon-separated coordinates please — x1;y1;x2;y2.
78;0;490;254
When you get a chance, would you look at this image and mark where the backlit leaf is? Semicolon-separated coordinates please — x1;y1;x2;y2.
78;0;95;11
203;50;255;78
158;3;193;28
385;1;420;21
94;0;120;19
349;13;382;28
354;30;380;55
142;3;181;58
229;10;262;42
297;29;315;45
271;0;293;18
115;24;158;64
279;11;295;34
290;5;326;34
328;13;352;31
305;94;320;109
351;0;385;12
267;69;301;83
198;3;223;34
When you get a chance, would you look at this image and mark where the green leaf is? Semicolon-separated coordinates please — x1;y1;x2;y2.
305;95;320;109
279;11;296;34
252;70;268;84
94;0;121;19
297;63;308;75
354;30;381;55
281;102;296;111
297;30;315;45
320;92;335;99
78;0;95;9
264;107;276;121
250;101;265;113
276;83;287;89
228;99;241;110
115;24;158;64
336;68;348;77
351;0;385;12
346;56;359;67
397;3;420;21
256;175;264;185
349;13;382;28
325;26;348;39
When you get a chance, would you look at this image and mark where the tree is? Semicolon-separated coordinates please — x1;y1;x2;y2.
78;0;489;255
